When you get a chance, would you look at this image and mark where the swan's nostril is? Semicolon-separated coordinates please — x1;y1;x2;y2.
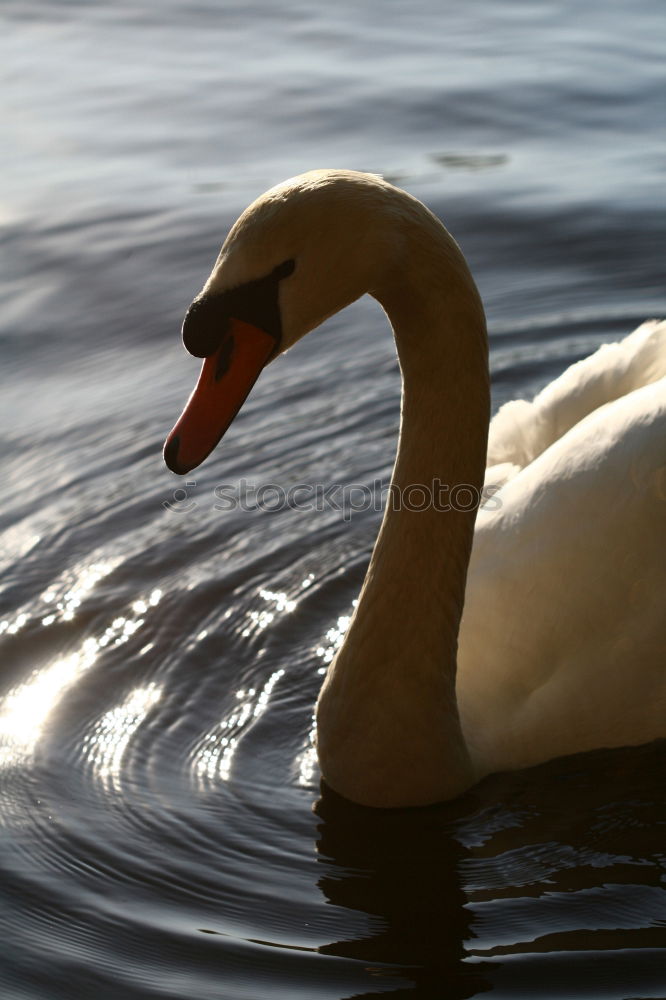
214;335;235;381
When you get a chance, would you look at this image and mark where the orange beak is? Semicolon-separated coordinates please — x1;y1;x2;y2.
163;318;276;475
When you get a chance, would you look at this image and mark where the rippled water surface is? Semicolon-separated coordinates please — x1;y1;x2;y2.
1;1;665;997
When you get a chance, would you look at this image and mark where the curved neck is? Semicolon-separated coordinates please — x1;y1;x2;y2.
316;205;489;807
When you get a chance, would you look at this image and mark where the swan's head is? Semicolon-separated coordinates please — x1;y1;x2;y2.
164;169;401;474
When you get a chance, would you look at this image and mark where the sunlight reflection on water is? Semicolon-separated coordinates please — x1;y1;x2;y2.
298;607;354;787
84;682;163;791
240;587;298;637
193;667;285;786
0;582;162;769
0;559;118;635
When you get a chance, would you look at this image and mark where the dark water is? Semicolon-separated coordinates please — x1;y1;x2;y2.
1;1;665;996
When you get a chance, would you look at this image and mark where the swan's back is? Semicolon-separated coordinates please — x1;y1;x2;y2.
461;355;666;776
485;320;666;489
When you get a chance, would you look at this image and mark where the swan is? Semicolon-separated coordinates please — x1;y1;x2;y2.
164;169;666;808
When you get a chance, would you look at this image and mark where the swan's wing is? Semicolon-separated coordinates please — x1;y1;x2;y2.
487;319;666;476
484;462;521;493
461;375;666;773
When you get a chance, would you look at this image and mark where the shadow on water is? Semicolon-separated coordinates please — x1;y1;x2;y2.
313;741;666;999
315;784;494;999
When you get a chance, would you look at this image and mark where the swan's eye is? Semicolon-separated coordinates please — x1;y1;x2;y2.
273;258;295;280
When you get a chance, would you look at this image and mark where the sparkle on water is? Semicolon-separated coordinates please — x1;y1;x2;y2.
193;668;285;786
84;683;163;791
0;571;162;770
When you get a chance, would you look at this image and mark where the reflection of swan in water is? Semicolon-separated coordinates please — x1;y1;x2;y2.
314;783;482;999
164;169;666;808
313;743;664;998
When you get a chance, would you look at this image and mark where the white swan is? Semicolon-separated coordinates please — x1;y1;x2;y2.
164;169;666;808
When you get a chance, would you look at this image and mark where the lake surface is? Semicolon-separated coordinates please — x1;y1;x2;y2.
1;1;665;997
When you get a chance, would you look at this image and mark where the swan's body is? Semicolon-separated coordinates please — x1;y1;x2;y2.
462;338;666;774
165;170;666;808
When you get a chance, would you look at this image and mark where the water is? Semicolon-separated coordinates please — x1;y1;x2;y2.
1;1;665;996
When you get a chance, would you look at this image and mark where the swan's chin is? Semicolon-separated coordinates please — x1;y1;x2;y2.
163;318;275;475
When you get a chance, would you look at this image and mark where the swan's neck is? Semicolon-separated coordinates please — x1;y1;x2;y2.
316;208;489;807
